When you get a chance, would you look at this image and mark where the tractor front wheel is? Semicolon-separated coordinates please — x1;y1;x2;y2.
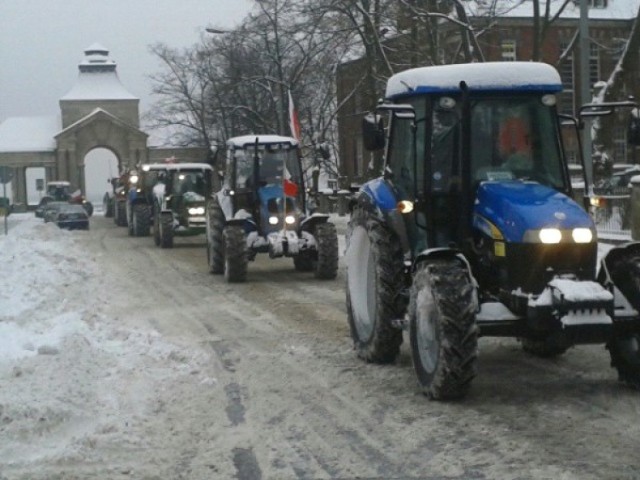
409;259;478;400
346;207;404;363
602;252;640;388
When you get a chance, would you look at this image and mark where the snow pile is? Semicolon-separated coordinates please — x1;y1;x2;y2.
0;214;216;470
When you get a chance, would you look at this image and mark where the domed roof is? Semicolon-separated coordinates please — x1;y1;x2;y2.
60;44;137;101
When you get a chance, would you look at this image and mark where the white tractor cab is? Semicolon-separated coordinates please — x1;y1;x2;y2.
205;135;338;282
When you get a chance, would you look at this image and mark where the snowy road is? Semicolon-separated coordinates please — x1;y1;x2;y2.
1;213;639;479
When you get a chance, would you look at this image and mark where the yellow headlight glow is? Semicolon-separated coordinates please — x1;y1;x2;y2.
572;228;593;243
539;228;562;244
397;200;414;214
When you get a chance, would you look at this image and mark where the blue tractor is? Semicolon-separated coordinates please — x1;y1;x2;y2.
346;61;640;400
206;135;338;282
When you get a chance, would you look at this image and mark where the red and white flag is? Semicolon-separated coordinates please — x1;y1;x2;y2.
288;89;301;142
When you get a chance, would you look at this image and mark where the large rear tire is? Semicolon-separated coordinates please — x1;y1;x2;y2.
346;207;404;363
409;259;478;400
206;200;225;274
224;225;248;283
133;204;151;237
313;222;338;280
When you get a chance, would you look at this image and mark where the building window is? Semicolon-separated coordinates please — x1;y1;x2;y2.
559;41;574;115
613;125;627;163
590;42;600;87
501;40;516;61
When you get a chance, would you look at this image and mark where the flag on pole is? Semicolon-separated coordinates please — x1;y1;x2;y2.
288;89;301;142
283;166;298;197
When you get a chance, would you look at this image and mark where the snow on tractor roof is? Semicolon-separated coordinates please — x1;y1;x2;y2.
386;62;562;99
227;135;298;149
141;162;213;172
47;181;71;186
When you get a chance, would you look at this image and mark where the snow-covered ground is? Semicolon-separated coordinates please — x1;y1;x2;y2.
0;212;630;478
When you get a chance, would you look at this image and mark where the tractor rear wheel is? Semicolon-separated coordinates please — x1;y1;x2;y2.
409;259;478;400
159;213;174;248
133;204;150;237
313;222;338;279
346;207;404;363
207;201;225;274
223;225;247;282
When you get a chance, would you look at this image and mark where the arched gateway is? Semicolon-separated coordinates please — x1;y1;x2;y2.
0;44;207;209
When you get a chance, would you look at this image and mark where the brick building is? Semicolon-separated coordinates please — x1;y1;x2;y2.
336;0;640;187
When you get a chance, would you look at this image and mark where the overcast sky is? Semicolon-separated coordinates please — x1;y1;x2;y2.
0;0;253;123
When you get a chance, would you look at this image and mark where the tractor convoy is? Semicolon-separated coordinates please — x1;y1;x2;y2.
56;60;640;400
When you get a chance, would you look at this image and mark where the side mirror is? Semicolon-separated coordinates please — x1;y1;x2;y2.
628;108;640;145
362;113;385;151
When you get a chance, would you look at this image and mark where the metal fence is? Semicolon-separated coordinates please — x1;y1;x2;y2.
590;188;632;237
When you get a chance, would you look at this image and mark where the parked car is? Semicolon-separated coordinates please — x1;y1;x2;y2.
53;204;90;230
41;201;69;223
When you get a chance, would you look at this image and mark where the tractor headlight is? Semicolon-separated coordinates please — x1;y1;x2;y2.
188;207;205;215
269;216;279;225
129;175;139;184
572;228;593;243
397;200;414;214
285;215;296;225
539;228;562;244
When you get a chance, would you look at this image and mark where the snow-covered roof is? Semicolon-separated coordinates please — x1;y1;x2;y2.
465;0;640;21
0;116;60;152
227;135;298;149
386;62;562;98
55;108;144;138
140;162;213;172
60;45;137;101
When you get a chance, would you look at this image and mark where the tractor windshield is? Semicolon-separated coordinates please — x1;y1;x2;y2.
174;171;207;197
233;145;302;191
469;96;566;189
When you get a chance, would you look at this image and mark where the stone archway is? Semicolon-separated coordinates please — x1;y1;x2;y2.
55;108;148;195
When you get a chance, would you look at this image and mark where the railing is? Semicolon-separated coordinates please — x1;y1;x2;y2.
591;187;632;238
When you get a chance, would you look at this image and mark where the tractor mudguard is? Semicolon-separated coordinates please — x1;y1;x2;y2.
413;248;476;283
598;241;640;286
355;180;411;255
299;213;329;233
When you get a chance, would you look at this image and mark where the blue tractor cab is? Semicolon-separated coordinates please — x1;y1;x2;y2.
205;135;338;282
346;61;640;399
